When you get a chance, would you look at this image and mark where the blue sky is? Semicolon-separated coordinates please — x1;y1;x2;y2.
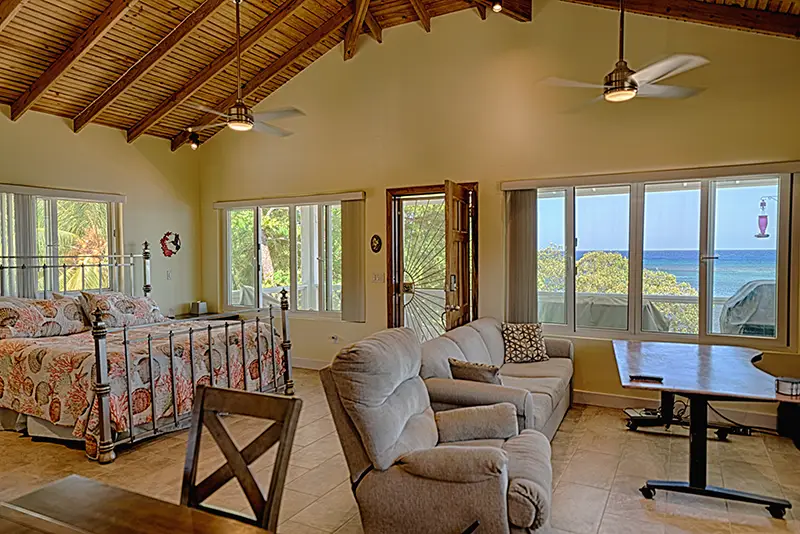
538;182;780;252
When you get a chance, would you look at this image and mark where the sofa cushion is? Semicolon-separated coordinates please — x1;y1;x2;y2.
503;430;552;530
330;328;438;471
420;336;464;379
443;325;494;365
501;358;573;381
467;318;505;366
500;376;569;408
448;358;502;385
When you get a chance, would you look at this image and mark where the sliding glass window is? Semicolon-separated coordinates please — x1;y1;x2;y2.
526;173;793;348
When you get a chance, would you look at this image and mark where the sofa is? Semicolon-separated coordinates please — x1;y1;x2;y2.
420;317;574;440
321;327;554;533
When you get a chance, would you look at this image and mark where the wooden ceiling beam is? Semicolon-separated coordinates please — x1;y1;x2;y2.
10;0;137;120
73;0;226;133
408;0;431;31
475;3;486;20
470;0;531;22
127;0;308;143
0;0;28;33
364;10;382;42
344;0;371;59
171;4;354;150
562;0;800;39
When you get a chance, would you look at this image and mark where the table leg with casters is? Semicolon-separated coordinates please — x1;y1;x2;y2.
639;394;792;519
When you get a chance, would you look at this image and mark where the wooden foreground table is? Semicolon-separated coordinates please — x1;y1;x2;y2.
0;475;272;534
614;340;799;519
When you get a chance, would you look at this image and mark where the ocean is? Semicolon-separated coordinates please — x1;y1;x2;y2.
576;249;777;298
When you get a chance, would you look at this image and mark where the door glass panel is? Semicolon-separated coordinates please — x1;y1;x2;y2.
260;206;290;306
229;208;256;307
296;205;319;311
401;194;445;342
537;189;567;324
708;176;780;338
575;185;630;329
642;182;700;334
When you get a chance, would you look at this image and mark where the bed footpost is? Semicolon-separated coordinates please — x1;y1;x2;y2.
279;289;294;396
142;241;152;296
92;309;116;464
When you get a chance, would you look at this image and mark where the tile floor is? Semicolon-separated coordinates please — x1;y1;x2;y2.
1;369;799;534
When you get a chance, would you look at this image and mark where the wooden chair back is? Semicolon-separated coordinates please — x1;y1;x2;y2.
181;385;302;531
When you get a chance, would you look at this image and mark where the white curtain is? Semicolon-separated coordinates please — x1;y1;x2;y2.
505;189;537;323
341;199;366;322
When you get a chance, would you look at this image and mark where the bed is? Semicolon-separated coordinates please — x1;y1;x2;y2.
0;243;293;463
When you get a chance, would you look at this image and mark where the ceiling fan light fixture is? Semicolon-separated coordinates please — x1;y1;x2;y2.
604;87;637;102
492;0;502;12
227;101;254;131
189;132;200;150
603;60;637;102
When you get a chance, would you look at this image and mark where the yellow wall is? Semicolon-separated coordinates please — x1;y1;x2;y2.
197;1;800;404
0;107;202;315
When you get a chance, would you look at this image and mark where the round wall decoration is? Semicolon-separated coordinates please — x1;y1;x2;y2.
370;234;382;253
160;232;181;258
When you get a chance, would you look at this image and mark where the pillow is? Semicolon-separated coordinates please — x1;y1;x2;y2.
80;291;165;328
52;292;92;326
448;357;502;385
502;323;549;363
0;296;88;339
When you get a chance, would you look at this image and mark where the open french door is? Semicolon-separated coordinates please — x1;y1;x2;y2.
444;180;477;330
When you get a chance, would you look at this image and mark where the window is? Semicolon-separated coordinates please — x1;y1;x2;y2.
0;187;120;297
520;172;794;348
225;201;342;313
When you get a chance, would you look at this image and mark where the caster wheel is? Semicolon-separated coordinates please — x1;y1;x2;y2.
767;505;786;519
627;421;638;431
716;429;729;441
639;486;655;500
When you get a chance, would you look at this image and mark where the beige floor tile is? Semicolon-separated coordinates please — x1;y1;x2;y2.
598;512;666;534
279;520;328;534
604;490;669;525
279;489;319;524
550;482;609;534
333;515;364;534
290;434;343;470
552;459;568;489
288;482;358;532
288;455;350;497
721;460;783;497
578;429;628;456
294;416;337;447
560;449;619;490
616;449;670;479
662;515;732;534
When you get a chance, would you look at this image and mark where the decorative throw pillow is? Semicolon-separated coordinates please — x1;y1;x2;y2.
80;291;165;328
0;296;89;339
448;358;502;385
502;322;549;363
52;292;92;327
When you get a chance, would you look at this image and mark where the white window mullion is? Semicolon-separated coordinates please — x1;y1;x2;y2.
629;183;645;335
289;206;298;311
698;180;713;340
565;187;576;333
317;204;325;312
255;207;263;309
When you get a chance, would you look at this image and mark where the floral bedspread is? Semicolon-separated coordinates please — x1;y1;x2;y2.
0;320;285;456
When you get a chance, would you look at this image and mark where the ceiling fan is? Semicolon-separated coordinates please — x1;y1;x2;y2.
185;0;304;139
543;0;709;105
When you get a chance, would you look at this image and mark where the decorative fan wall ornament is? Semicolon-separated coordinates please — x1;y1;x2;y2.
160;232;181;257
371;234;382;253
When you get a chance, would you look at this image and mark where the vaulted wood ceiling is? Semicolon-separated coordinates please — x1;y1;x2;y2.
0;0;797;151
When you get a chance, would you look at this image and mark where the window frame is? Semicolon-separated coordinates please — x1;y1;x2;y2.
223;201;342;317
517;169;797;352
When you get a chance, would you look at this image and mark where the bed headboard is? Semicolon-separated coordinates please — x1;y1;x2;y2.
0;241;151;299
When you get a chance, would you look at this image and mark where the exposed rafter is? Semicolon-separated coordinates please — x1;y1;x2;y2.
472;0;531;21
171;4;355;150
10;0;138;120
408;0;431;31
0;0;28;33
73;0;226;133
562;0;800;40
127;0;308;143
475;3;486;20
344;0;371;59
364;10;382;42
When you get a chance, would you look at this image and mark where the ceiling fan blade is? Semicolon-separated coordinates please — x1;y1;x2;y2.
186;122;228;133
541;77;605;89
631;54;709;86
252;107;306;120
563;95;605;114
254;122;294;137
637;84;704;99
190;103;229;118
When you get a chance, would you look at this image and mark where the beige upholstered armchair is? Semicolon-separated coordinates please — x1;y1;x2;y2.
321;328;553;534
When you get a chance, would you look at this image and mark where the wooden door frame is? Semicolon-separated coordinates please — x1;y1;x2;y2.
386;183;478;329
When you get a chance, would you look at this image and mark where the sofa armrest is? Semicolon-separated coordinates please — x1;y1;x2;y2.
435;403;519;443
544;337;574;360
398;446;508;483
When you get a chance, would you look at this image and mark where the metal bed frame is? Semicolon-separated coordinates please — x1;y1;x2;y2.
0;242;294;464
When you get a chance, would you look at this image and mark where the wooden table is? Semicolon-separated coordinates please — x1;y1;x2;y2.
613;341;800;519
0;475;271;534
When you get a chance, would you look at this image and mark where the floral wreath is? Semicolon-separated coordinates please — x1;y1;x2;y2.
160;231;181;257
